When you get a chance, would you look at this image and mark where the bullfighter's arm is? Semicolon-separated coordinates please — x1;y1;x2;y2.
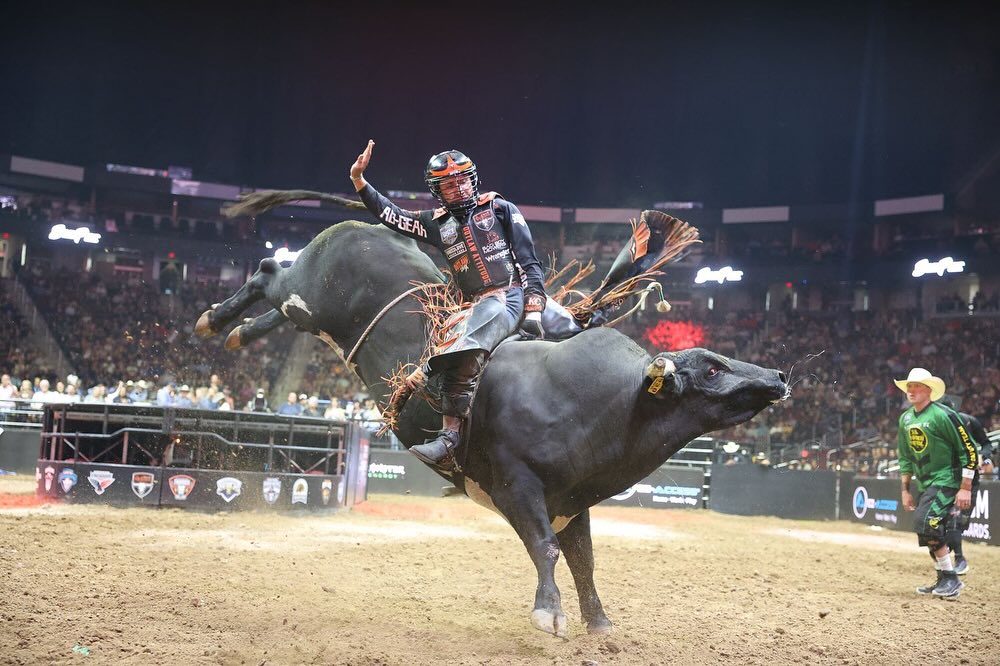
501;200;547;314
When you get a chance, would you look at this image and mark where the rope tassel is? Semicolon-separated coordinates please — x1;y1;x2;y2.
221;189;367;219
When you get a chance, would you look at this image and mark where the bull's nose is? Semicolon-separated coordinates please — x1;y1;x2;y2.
777;370;787;383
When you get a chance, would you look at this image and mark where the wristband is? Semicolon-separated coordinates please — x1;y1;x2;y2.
524;294;545;313
525;312;541;322
961;468;976;479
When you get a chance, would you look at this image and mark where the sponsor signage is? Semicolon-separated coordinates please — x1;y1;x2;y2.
35;463;346;511
292;478;308;505
848;478;997;545
601;466;704;509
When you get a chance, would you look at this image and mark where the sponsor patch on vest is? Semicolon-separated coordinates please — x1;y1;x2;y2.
444;241;467;259
58;468;78;493
263;477;281;505
88;470;115;495
511;212;527;227
168;475;196;500
440;219;459;244
452;255;470;273
473;209;496;231
131;472;156;499
292;478;309;505
216;477;242;503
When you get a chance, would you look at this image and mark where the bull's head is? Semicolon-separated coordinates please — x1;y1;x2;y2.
643;348;788;430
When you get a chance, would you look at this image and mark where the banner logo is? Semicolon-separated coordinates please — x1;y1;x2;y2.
131;472;156;499
262;477;281;505
168;475;196;500
852;486;869;518
321;479;333;506
292;478;308;505
88;470;116;495
58;468;78;493
43;466;56;492
216;477;242;503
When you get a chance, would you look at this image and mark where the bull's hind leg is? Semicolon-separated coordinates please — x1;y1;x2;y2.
557;509;613;634
492;476;567;638
195;258;280;337
224;308;288;350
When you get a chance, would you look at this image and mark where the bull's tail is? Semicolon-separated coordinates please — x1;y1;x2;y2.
221;189;367;219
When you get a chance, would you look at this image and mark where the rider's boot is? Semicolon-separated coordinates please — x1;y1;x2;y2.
409;351;485;471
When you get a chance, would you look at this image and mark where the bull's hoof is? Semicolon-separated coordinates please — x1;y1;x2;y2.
195;310;217;337
530;608;567;638
585;617;614;635
224;326;244;351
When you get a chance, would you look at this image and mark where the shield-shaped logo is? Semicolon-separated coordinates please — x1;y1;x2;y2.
58;468;78;493
216;477;242;503
440;219;459;245
473;209;495;231
131;472;156;499
168;474;196;500
262;477;281;505
43;466;56;492
321;479;333;506
292;478;308;505
87;470;115;495
337;478;346;505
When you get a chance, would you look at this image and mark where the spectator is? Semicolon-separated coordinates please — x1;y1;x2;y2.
302;396;321;418
277;391;302;416
174;385;195;408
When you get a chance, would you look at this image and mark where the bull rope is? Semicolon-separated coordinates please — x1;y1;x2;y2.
344;284;426;369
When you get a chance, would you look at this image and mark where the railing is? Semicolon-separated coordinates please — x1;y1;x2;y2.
4;275;75;378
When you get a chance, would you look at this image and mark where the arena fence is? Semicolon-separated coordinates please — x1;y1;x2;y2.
32;403;370;511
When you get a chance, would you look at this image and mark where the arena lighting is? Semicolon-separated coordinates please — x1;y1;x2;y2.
912;257;965;278
265;241;273;249
694;266;743;284
48;223;101;244
273;247;301;263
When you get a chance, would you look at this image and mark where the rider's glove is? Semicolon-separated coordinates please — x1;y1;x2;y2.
522;312;545;339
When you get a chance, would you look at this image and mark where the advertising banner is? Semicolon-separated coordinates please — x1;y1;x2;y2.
848;476;997;545
600;465;704;509
37;462;345;512
367;451;451;496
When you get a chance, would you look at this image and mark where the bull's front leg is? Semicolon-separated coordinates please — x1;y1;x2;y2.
492;475;567;637
556;509;613;634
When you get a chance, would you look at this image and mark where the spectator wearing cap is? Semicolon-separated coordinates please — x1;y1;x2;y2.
174;385;194;408
128;380;149;403
277;391;302;416
249;388;269;412
302;395;321;418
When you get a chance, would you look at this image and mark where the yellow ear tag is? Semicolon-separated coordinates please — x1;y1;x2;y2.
648;376;664;395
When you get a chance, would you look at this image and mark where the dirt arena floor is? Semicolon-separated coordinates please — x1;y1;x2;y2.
2;476;999;666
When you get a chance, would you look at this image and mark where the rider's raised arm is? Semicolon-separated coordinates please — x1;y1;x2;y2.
500;201;547;313
356;182;441;246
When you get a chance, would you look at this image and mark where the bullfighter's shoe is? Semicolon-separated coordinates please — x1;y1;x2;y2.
953;556;969;575
931;572;964;598
915;571;943;595
410;429;460;471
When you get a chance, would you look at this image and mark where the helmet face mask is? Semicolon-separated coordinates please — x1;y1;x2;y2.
425;150;479;211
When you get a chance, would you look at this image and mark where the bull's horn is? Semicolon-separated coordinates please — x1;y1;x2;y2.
645;356;676;379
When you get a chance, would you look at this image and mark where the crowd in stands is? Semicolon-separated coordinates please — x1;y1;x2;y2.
619;305;1000;470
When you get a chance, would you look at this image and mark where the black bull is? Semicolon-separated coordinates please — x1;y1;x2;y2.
195;220;788;637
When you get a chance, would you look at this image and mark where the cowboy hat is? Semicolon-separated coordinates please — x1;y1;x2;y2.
894;368;946;402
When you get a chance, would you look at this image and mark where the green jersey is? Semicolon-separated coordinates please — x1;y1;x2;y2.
897;401;978;492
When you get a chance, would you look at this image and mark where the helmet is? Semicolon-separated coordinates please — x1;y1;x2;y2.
424;150;479;211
